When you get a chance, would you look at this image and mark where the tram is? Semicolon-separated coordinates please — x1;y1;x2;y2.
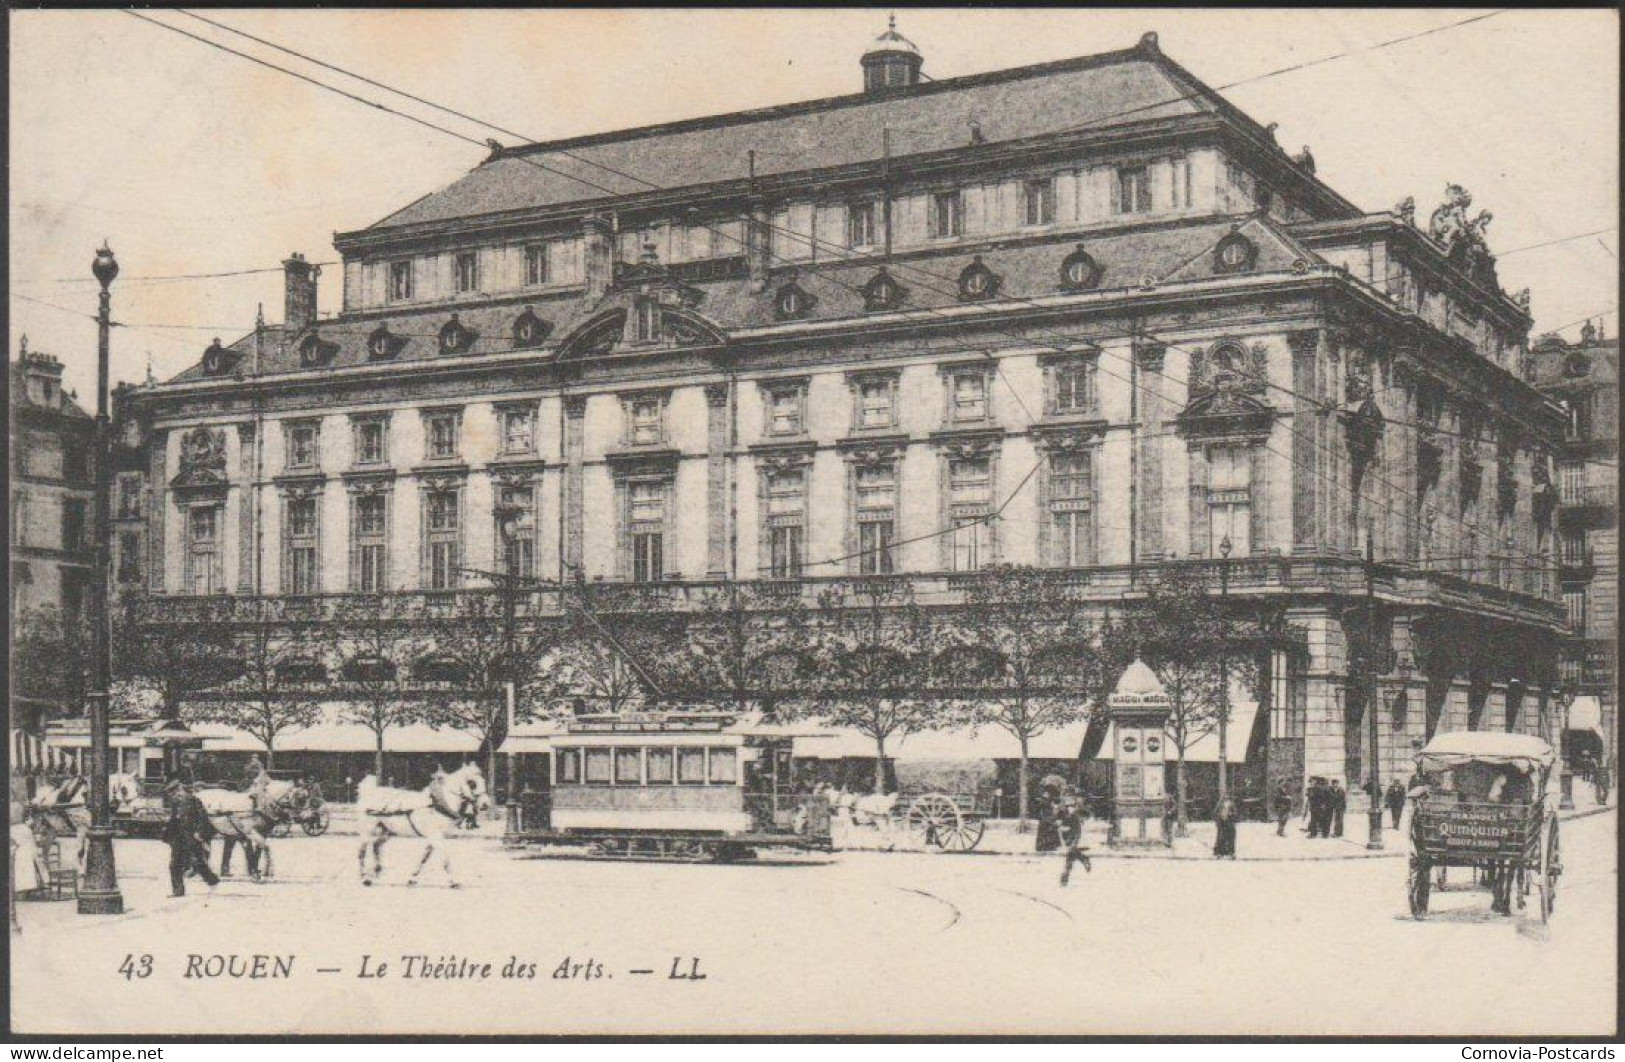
504;710;834;860
43;717;216;835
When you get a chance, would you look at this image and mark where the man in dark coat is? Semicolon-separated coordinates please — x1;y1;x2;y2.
163;782;219;897
1384;779;1406;828
1212;797;1238;858
1329;780;1347;838
1058;792;1092;885
1305;778;1326;838
1272;781;1293;837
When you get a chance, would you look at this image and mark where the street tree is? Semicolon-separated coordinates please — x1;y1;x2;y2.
111;591;239;720
944;565;1110;826
804;578;944;795
332;595;429;781
10;606;90;731
662;581;816;716
183;611;324;768
1128;564;1258;835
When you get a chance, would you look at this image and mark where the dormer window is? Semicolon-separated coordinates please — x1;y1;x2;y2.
512;307;550;349
388;260;413;302
438;314;476;356
201;339;233;376
860;269;905;312
957;258;1000;301
633;298;660;343
1214;233;1257;274
774;282;813;321
1060;246;1104;292
454;252;479;294
367;325;402;361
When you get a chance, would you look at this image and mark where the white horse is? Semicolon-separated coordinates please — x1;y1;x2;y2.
355;764;489;888
194;779;303;881
26;775;91;875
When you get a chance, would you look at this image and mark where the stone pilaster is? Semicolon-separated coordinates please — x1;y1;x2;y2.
236;423;256;593
1135;340;1166;560
704;383;730;578
147;428;167;593
563;395;587;575
1288;330;1320;553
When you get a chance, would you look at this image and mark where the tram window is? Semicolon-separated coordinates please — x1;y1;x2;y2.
584;748;612;785
708;748;738;785
614;748;643;785
677;747;706;785
646;748;675;784
556;749;581;784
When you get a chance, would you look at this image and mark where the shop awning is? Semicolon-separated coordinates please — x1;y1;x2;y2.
793;721;1092;761
190;705;480;754
1565;696;1607;741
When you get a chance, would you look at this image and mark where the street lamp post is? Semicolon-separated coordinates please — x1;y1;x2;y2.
1217;535;1232;802
1556;684;1576;810
79;244;124;915
1364;521;1383;851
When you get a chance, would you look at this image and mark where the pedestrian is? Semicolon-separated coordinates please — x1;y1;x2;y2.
242;755;266;792
1594;759;1612;806
1304;778;1325;838
163;781;218;898
1272;780;1293;837
1329;780;1346;838
1213;796;1238;859
1058;791;1092;885
1385;779;1406;829
1034;785;1061;854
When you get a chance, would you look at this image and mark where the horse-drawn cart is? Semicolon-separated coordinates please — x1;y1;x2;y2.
834;787;991;852
1406;732;1561;922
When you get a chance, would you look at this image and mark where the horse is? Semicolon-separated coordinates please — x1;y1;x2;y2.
25;775;91;875
355;764;489;888
194;779;306;881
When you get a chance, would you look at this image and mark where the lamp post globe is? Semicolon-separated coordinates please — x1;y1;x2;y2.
92;243;119;290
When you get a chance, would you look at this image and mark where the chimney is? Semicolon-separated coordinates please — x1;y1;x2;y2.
16;337;64;407
583;213;614;303
746;204;772;292
283;253;319;335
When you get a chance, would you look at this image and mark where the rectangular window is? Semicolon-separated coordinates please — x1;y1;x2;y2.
524;244;549;286
498;484;536;580
1050;452;1094;567
633;299;659;344
117;532;142;583
1052;359;1097;414
1561;530;1588;565
857;378;895;429
286;423;319;471
61;499;86;552
949;457;993;573
1560;461;1585;502
584;748;612;785
767;387;805;436
629;480;665;583
352;493;387;593
614;748;643;785
187;506;221;595
1565;589;1587;634
117;473;144;519
425;412;460;461
765;470;806;580
424;489;461;591
677;747;706;785
708;747;737;785
454;251;479;294
1024;178;1056;226
285;496;319;595
855;464;897;576
556;748;581;784
388;260;413;302
629;397;664;446
848;201;877;248
950;371;989;423
929;190;963;238
354;419;387;466
646;748;674;785
1118;166;1151;214
500;406;535;454
1207;446;1252;557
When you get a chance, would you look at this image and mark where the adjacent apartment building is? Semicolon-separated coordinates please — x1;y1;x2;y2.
121;26;1567;799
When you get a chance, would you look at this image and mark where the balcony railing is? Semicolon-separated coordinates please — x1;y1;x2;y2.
1561;483;1616;510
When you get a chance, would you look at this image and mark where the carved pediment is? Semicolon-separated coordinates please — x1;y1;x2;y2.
559;293;726;359
1189;340;1267;396
1032;421;1108;452
173;427;228;492
1177;388;1276;443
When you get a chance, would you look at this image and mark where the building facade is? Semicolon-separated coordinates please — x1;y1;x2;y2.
126;27;1566;801
1529;320;1617;765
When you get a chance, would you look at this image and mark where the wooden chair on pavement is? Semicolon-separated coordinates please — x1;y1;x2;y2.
37;835;78;901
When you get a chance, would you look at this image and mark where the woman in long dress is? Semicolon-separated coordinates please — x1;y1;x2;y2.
10;818;45;895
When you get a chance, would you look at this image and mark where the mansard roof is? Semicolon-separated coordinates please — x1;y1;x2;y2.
349;36;1354;238
165;214;1313;385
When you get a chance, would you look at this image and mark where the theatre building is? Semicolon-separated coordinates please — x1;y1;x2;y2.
125;25;1565;802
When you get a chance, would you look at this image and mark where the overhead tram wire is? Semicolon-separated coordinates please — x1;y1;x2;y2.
124;9;1576;570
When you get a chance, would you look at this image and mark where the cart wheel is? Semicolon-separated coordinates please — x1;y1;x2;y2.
1408;855;1431;918
301;806;330;837
270;820;292;838
1539;821;1561;923
940;817;986;852
904;794;962;851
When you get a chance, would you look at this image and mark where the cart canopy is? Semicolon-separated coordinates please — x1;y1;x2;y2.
1416;732;1556;774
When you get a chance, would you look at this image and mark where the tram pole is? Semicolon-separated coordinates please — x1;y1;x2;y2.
79;244;124;915
1365;522;1384;851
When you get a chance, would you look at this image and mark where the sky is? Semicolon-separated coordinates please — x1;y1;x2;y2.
9;8;1619;400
